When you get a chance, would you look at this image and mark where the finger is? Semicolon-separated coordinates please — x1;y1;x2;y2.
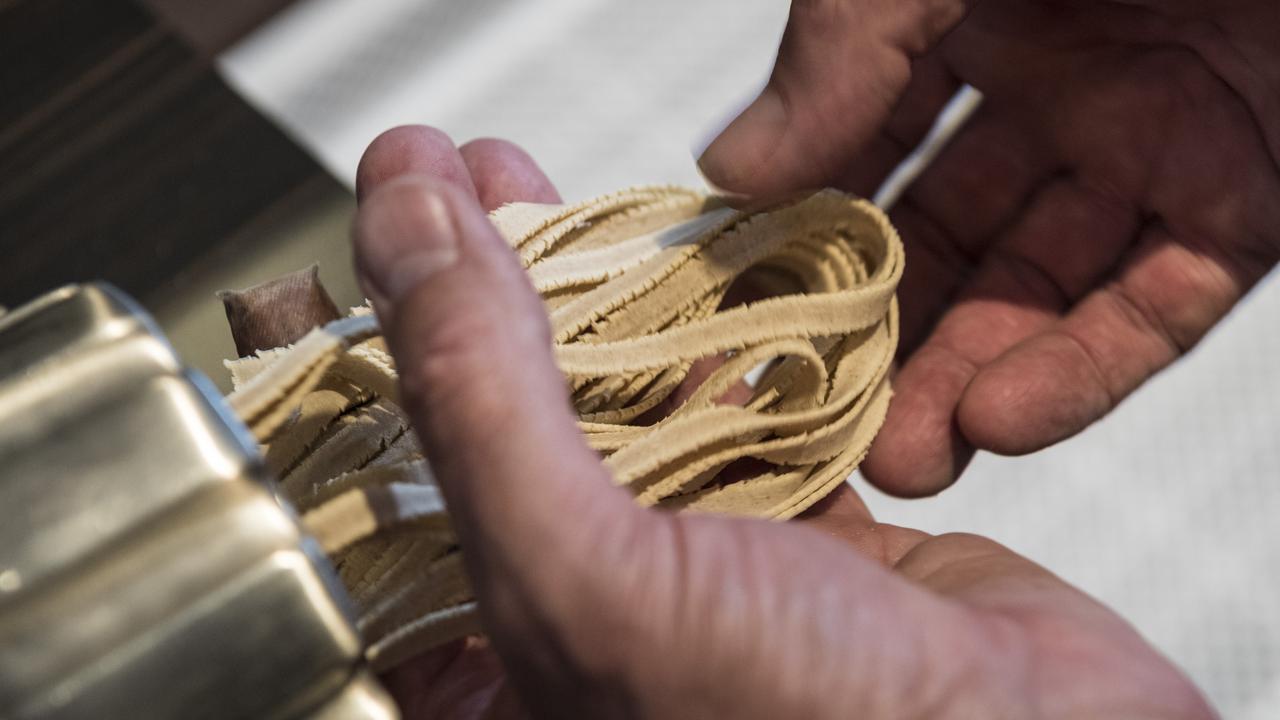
911;178;1139;392
834;54;963;197
698;0;974;197
958;225;1248;454
889;199;975;352
863;178;1139;497
353;175;652;656
356;125;476;202
900;107;1055;260
459;138;561;211
888;109;1058;350
861;346;976;497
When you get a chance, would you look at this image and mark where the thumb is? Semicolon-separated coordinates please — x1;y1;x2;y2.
353;176;655;662
699;0;972;197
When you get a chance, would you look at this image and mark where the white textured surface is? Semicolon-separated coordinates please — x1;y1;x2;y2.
220;1;1280;715
221;0;787;201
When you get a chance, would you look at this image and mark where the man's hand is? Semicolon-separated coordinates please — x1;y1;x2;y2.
700;0;1280;495
352;126;1213;719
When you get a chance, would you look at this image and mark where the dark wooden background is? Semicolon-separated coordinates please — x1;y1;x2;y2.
0;0;325;309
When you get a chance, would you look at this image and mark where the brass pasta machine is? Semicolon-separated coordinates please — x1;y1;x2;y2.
0;283;399;720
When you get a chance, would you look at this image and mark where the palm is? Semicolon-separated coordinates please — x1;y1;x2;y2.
384;486;1206;719
818;0;1280;495
378;483;914;719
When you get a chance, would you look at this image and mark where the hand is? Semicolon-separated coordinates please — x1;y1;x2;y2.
352;126;1213;719
699;0;1280;495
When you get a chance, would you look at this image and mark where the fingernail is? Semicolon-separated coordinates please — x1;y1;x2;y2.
356;180;461;304
696;85;787;194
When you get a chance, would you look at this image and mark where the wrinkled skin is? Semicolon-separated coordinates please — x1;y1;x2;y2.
699;0;1280;496
344;0;1278;714
352;128;1213;719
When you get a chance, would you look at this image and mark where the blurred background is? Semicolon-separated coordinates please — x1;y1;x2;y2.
5;0;1277;715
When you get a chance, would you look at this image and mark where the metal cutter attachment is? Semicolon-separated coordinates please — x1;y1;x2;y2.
0;284;399;719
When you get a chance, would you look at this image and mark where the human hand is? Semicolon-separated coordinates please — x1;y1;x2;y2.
352;126;1213;719
699;0;1280;496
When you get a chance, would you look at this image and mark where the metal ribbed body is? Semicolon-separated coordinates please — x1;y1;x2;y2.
0;284;396;719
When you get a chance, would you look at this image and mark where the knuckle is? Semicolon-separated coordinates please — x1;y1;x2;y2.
1107;279;1197;358
928;531;1006;558
895;532;1010;579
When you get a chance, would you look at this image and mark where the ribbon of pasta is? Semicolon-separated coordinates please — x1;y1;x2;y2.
222;187;903;670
